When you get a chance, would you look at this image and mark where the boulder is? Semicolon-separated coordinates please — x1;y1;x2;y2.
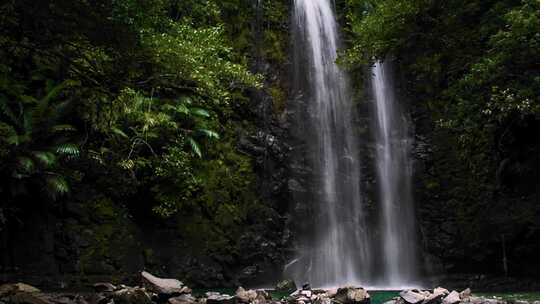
442;291;460;304
93;283;117;293
314;296;332;304
169;294;197;304
0;283;41;297
459;289;471;301
141;271;186;295
85;293;109;304
334;287;370;304
7;292;53;304
206;294;235;304
112;287;152;304
400;290;426;304
276;280;297;293
324;289;338;299
300;290;312;299
236;287;259;303
423;292;444;304
433;288;449;296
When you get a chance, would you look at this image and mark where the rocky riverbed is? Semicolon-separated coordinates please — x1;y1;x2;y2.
0;272;539;304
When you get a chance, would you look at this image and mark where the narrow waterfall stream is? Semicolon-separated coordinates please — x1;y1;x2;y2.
372;62;419;286
290;0;371;287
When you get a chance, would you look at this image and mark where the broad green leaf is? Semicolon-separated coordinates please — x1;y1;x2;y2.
190;107;210;117
197;128;220;139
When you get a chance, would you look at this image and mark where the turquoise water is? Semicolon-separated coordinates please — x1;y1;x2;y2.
370;291;400;304
476;292;540;302
194;289;540;304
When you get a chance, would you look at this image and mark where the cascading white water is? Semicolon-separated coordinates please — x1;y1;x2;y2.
289;0;371;287
372;61;419;286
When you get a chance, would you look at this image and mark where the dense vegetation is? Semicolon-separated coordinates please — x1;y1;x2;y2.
0;0;289;285
344;0;540;276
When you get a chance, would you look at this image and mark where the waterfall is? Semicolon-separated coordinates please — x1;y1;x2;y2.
289;0;371;287
371;61;419;286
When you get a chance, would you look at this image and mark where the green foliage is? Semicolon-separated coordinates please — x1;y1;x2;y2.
0;0;267;231
0;77;79;202
345;0;540;269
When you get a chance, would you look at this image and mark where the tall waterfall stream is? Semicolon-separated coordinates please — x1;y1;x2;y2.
288;0;419;288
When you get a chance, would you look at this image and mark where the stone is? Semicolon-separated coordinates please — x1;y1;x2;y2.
141;271;185;295
0;283;41;297
8;293;53;304
276;280;297;293
93;283;117;293
459;289;471;301
236;287;254;303
112;287;152;304
433;288;449;296
169;294;197;304
314;296;332;304
423;291;444;304
334;287;370;304
206;294;235;304
85;293;108;304
400;290;426;304
325;289;338;299
300;290;312;298
442;291;460;304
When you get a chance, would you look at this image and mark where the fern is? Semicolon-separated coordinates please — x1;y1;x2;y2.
188;137;202;158
32;151;57;168
55;143;80;158
111;126;129;138
190;107;210;117
45;175;70;200
17;156;35;173
197;128;220;139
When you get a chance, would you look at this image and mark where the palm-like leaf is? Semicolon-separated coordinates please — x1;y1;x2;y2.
32;151;57;168
56;143;80;159
188;137;202;158
17;156;35;174
196;128;220;139
190;107;210;117
111;126;129;138
45;175;70;200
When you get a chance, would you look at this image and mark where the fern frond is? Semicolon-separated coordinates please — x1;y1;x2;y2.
32;151;57;168
42;81;67;104
111;126;129;139
190;107;210;117
17;156;35;173
187;137;202;158
196;129;220;139
45;175;70;200
56;143;80;158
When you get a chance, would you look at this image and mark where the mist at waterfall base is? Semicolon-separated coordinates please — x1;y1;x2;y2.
285;0;421;289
